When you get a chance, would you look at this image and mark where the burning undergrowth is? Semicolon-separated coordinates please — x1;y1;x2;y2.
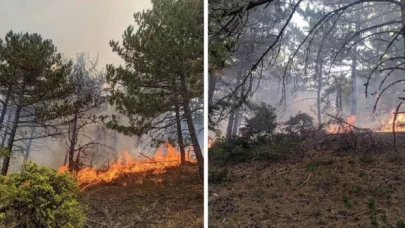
59;143;197;190
58;143;202;227
209;110;405;226
82;165;203;227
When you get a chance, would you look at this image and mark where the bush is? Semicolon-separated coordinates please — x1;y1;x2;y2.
240;103;277;138
397;220;405;228
209;136;254;163
283;112;315;136
0;162;86;227
210;134;300;164
209;167;228;184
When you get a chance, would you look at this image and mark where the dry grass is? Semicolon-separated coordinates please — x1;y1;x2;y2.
209;150;405;227
81;165;203;228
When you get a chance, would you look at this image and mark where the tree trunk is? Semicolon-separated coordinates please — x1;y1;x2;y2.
232;107;241;136
23;127;35;163
68;109;79;171
401;0;405;57
183;100;203;180
208;73;217;113
336;76;342;113
0;85;12;132
231;69;243;137
226;112;235;140
1;108;12;147
180;74;203;180
175;103;186;165
351;11;360;117
316;59;323;127
1;100;23;175
113;130;117;151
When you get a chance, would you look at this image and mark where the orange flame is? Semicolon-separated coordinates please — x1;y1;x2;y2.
208;137;213;149
326;115;356;134
59;143;196;188
378;110;405;132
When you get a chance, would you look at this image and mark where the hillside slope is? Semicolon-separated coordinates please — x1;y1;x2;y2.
81;165;203;228
209;150;405;227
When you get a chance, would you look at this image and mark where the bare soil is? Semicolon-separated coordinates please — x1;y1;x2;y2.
209;150;405;227
81;165;203;228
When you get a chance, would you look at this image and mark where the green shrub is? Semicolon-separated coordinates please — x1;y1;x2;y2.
240;103;277;138
209;136;253;163
0;162;86;227
283;112;315;137
397;220;405;228
210;134;300;164
209;167;228;184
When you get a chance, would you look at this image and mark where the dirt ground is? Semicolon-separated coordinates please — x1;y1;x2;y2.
209;150;405;227
81;165;203;228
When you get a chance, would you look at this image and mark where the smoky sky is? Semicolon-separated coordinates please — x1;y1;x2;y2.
0;0;152;68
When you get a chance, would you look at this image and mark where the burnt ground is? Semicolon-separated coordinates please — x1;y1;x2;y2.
209;149;405;227
81;165;203;228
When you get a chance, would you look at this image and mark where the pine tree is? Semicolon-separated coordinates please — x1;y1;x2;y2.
106;0;204;179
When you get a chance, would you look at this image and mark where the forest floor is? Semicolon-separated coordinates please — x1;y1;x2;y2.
81;165;203;228
209;149;405;227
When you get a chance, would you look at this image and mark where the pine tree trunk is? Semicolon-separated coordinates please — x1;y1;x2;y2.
1;99;23;175
232;107;240;136
183;100;203;180
226;112;235;140
113;130;117;151
23;127;35;163
1;108;12;147
68;109;79;171
180;74;203;180
401;0;405;57
208;73;217;112
231;69;243;137
175;103;186;165
0;85;12;132
316;59;323;126
351;11;360;117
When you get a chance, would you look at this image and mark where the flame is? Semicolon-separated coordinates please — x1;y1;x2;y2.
58;143;196;188
58;164;68;173
326;115;356;134
378;110;405;132
208;137;213;149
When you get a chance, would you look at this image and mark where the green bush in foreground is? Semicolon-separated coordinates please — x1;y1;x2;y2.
0;162;86;228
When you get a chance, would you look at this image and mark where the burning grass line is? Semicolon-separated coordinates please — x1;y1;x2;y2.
325;113;371;132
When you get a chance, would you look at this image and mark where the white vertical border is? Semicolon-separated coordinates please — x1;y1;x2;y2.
203;0;209;226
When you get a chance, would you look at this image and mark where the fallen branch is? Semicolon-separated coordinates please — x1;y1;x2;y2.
392;102;403;156
377;170;405;187
325;113;371;132
275;168;305;176
350;208;383;217
284;196;309;202
86;218;108;227
298;174;312;188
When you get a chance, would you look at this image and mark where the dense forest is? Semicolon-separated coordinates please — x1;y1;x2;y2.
209;0;405;227
0;0;203;227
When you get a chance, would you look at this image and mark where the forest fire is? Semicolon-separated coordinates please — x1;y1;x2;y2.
378;110;405;132
59;143;196;188
326;115;356;134
208;137;213;149
325;111;405;134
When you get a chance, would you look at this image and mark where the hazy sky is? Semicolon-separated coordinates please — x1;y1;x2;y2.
0;0;152;68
